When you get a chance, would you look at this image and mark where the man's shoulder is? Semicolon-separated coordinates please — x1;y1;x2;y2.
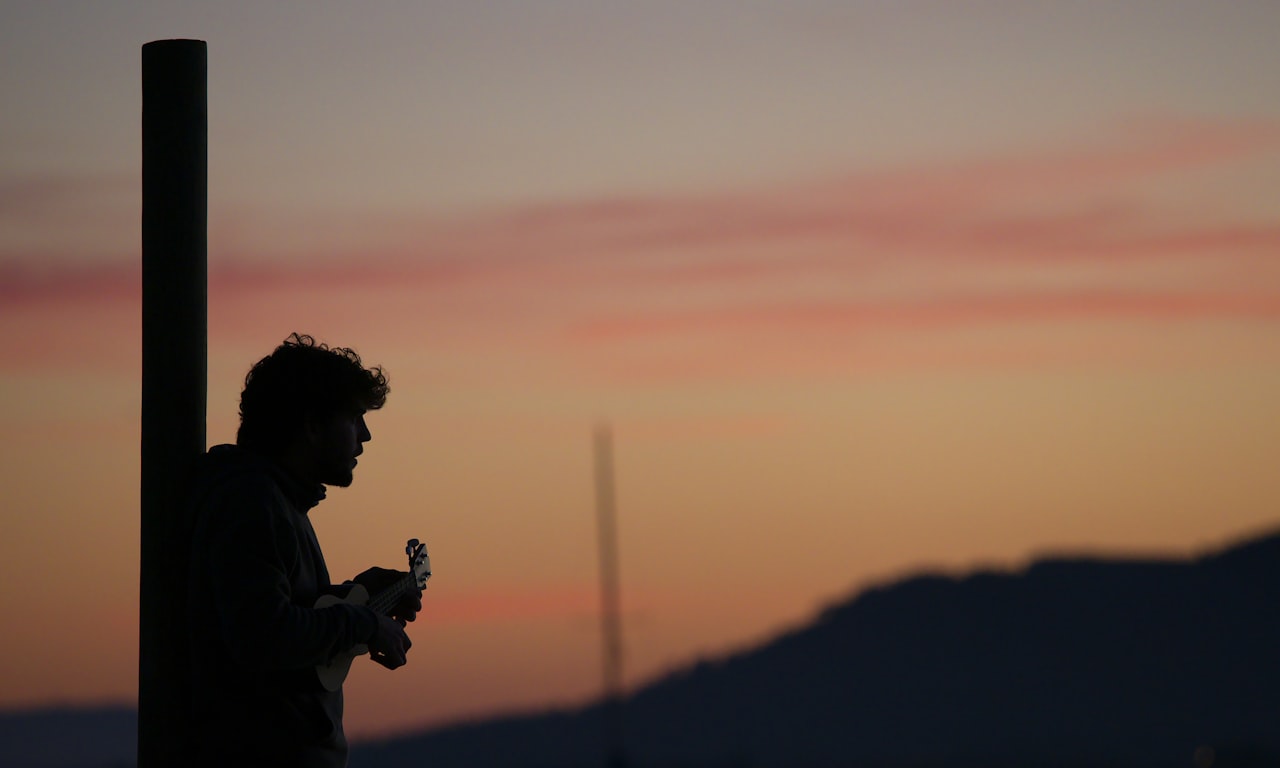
192;445;290;514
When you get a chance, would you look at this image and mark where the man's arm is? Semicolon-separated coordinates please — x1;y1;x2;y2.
350;566;423;624
366;614;412;669
202;479;378;669
347;567;418;669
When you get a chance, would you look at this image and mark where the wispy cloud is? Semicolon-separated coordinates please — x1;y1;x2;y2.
4;117;1278;378
0;172;137;267
0;172;135;220
570;292;1280;343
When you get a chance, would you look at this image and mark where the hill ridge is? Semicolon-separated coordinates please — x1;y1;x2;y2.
4;528;1279;768
354;526;1280;767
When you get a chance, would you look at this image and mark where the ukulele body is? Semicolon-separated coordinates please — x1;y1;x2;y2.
314;583;372;692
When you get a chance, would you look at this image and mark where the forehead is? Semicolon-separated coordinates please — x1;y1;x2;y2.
330;397;368;415
320;405;366;424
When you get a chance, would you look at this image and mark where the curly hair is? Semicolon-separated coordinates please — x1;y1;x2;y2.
236;333;389;454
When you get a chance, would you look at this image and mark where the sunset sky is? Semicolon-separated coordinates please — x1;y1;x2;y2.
3;1;1280;740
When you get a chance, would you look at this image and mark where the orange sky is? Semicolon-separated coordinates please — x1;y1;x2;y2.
2;1;1280;740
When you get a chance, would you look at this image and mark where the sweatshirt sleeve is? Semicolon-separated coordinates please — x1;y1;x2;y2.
201;477;379;669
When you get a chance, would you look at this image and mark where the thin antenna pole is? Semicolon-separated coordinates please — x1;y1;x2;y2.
593;424;627;768
139;38;207;767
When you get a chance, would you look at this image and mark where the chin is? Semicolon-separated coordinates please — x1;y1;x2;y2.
324;471;355;488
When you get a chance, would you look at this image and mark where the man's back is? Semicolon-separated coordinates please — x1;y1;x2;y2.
186;444;377;767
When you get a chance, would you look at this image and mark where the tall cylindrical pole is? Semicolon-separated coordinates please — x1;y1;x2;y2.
139;38;207;767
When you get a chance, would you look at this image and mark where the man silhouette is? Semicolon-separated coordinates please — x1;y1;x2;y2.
185;333;420;767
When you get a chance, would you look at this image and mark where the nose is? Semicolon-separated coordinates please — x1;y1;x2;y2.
357;414;372;443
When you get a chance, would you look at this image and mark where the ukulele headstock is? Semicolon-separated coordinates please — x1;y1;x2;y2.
406;538;432;590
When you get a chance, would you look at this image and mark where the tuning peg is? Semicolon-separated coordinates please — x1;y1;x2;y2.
406;538;420;554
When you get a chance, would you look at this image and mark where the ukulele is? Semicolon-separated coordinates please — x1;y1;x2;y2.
315;538;432;691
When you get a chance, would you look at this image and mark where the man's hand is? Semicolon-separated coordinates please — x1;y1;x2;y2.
353;566;423;624
367;614;412;670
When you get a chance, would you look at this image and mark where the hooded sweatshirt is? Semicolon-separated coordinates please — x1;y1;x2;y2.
186;444;379;767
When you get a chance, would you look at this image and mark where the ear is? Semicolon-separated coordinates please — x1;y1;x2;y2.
300;412;323;446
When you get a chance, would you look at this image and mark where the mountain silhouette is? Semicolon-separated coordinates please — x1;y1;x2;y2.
4;529;1278;768
352;527;1280;768
0;705;135;768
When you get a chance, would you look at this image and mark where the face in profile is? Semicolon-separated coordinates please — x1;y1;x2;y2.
310;408;371;487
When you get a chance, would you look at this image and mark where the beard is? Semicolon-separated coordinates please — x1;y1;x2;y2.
319;457;357;487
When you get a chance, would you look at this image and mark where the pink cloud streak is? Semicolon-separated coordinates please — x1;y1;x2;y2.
568;292;1280;344
4;115;1278;376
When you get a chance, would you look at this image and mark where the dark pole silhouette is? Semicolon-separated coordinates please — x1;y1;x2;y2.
593;424;628;768
139;38;206;767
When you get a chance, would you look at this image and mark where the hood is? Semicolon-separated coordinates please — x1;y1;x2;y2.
194;443;327;514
